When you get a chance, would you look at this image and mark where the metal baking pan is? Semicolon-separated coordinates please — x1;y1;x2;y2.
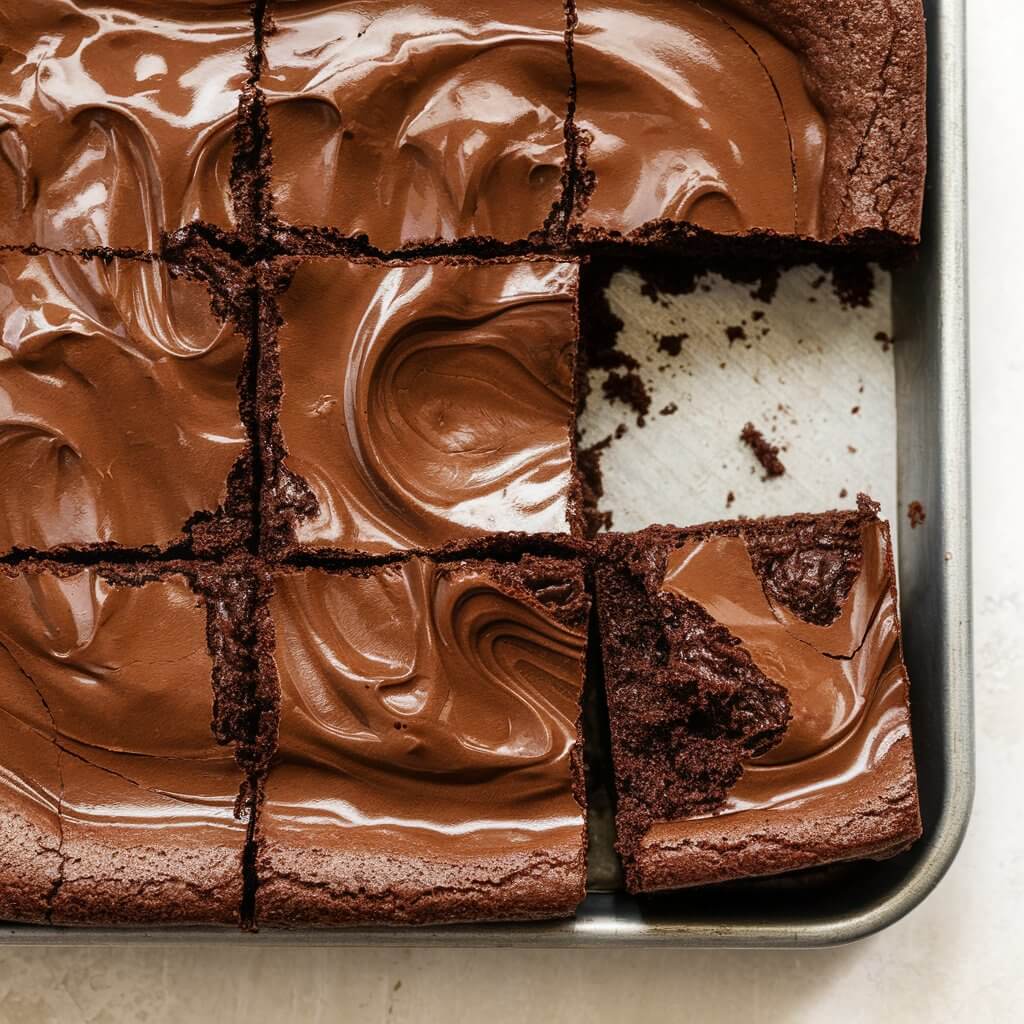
0;0;970;948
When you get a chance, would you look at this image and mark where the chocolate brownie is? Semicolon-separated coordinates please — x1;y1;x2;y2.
259;0;573;249
258;255;584;557
252;555;590;926
0;1;258;251
0;563;255;925
570;0;926;246
0;250;253;557
594;498;921;892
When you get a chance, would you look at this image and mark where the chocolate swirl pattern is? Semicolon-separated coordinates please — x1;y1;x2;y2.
277;259;577;554
660;521;913;821
262;2;570;247
266;560;587;842
572;1;826;237
0;251;247;553
0;569;246;924
0;1;251;249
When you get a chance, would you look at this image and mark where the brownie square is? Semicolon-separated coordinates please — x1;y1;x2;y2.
570;0;926;244
261;256;582;556
0;251;251;556
594;500;922;892
0;566;250;925
0;1;255;250
254;555;590;926
261;1;572;248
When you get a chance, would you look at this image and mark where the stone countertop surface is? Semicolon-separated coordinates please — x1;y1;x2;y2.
1;3;1020;1021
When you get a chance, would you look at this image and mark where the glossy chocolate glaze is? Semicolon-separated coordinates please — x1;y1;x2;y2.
262;1;570;246
654;520;916;836
0;252;247;554
256;559;588;924
0;569;246;924
274;258;578;554
572;0;826;237
0;1;253;249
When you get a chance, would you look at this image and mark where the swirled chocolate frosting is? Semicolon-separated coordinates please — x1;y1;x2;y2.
262;1;571;247
0;252;247;554
0;1;253;249
0;568;246;924
256;557;589;925
273;258;579;555
572;0;826;237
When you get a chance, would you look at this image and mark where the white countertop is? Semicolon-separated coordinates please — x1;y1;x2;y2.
1;4;1019;1021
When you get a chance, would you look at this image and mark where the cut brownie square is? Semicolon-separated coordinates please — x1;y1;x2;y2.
0;565;252;925
570;0;926;245
0;251;252;556
260;256;582;556
261;1;572;248
0;1;257;250
253;554;590;926
594;499;922;892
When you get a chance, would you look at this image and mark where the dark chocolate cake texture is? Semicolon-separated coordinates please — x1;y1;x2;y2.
0;1;929;928
594;500;922;893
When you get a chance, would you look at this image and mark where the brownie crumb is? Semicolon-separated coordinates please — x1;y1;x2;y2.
875;330;893;352
751;310;765;322
908;501;927;529
851;405;860;415
725;325;747;344
578;435;616;535
602;370;651;426
839;488;848;499
726;490;736;508
740;423;786;478
659;402;678;416
847;445;858;453
657;333;688;356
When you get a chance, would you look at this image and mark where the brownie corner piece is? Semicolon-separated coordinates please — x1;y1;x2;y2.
258;255;584;558
252;552;590;927
594;501;922;893
570;0;926;248
0;563;252;926
0;250;253;558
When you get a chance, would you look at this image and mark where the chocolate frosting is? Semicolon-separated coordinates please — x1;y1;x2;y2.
0;1;252;249
276;259;577;554
263;559;587;856
0;252;246;553
573;0;826;236
659;521;912;820
262;2;570;246
0;569;246;924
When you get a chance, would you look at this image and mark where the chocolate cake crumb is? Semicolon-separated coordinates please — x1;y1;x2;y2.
851;405;861;415
908;501;927;529
578;435;616;535
659;403;678;416
847;445;858;453
875;331;893;352
602;370;651;426
839;488;848;499
725;325;747;344
740;423;786;478
657;333;687;356
726;491;735;508
751;310;765;321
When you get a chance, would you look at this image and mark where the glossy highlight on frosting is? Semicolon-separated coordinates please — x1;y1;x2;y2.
660;521;912;820
573;0;826;236
276;258;578;554
265;560;587;849
0;568;246;924
0;251;247;553
262;1;570;246
0;1;253;249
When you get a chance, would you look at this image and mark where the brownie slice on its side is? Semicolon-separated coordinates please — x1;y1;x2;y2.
253;555;590;926
0;565;254;926
594;498;922;893
258;255;584;558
